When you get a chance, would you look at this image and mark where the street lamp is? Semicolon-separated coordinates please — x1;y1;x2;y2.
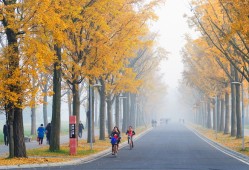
89;83;101;150
231;81;244;150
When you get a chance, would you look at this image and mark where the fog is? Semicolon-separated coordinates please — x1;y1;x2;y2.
150;0;196;122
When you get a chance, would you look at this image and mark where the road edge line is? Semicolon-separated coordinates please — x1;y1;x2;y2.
186;125;249;166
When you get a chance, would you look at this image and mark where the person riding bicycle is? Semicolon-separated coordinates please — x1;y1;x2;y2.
114;126;121;151
126;126;135;148
110;126;121;155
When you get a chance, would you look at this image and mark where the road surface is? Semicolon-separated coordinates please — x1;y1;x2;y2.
18;122;249;170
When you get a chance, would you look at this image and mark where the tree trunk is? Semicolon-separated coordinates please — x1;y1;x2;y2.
198;104;201;125
3;0;26;157
196;106;198;124
216;97;220;131
235;87;242;138
43;82;48;126
202;102;205;127
136;101;140;126
106;95;113;135
49;45;62;151
212;99;216;131
130;94;136;128
235;83;242;138
72;83;80;143
31;107;36;135
115;96;120;128
224;92;230;134
127;93;131;127
67;90;72;116
7;108;14;158
87;85;95;143
231;66;236;136
94;90;99;127
91;87;95;143
203;102;206;127
235;70;242;138
207;101;212;129
13;108;26;157
219;97;224;132
99;78;106;140
231;83;237;136
31;77;36;135
122;93;129;132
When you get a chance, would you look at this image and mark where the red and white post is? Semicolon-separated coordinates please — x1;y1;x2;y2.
69;116;77;155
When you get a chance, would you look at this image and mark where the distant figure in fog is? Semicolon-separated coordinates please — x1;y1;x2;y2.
151;120;157;127
3;122;8;146
45;123;51;144
179;118;185;124
37;124;45;145
78;121;84;138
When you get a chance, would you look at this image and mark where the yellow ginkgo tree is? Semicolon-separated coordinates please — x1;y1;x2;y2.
0;0;70;157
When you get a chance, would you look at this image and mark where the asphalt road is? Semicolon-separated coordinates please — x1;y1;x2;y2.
10;123;249;170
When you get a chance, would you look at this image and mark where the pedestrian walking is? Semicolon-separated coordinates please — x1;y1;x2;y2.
3;122;8;146
78;121;84;138
37;124;45;145
45;123;51;144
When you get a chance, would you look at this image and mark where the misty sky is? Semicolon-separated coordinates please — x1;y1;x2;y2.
152;0;194;119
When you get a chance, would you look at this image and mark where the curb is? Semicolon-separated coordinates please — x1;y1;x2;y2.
186;124;249;165
0;127;153;169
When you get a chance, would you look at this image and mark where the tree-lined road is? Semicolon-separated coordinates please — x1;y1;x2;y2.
19;123;249;170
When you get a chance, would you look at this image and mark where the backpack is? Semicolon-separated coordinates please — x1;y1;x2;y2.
111;137;117;144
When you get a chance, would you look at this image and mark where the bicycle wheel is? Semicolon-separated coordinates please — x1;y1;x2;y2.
114;145;118;156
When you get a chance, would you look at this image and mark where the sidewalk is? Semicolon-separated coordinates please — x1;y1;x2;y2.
0;129;95;157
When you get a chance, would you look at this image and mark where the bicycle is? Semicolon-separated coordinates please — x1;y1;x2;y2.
128;135;133;150
111;137;118;156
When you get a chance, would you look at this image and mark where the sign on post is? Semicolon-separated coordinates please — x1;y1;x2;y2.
69;116;77;155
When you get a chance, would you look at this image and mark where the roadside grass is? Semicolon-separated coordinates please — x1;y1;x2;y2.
0;134;4;144
27;138;110;158
0;125;149;166
193;125;249;156
245;125;249;129
0;157;70;166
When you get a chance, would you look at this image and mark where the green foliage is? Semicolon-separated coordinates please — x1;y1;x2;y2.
0;133;4;144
